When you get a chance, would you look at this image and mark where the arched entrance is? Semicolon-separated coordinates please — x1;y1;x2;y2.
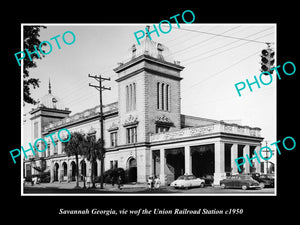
70;161;76;181
127;157;137;182
54;163;59;182
62;162;67;181
80;160;86;181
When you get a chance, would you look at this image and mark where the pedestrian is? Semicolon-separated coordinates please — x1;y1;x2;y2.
82;174;86;189
111;176;115;187
117;175;122;190
154;176;161;189
86;176;91;188
147;176;153;189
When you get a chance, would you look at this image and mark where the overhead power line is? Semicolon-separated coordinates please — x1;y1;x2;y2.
168;26;274;45
183;50;261;93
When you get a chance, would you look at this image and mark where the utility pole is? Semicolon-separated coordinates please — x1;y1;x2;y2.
88;74;111;189
261;140;274;174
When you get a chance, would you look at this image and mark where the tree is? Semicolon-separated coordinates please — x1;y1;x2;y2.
84;137;103;188
63;132;87;188
23;25;47;105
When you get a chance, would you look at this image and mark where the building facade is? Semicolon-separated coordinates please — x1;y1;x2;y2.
24;35;264;186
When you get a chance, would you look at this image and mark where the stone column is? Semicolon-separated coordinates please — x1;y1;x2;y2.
58;161;62;182
214;141;226;185
184;146;192;175
254;145;261;173
50;161;54;183
231;143;238;174
67;160;72;182
243;145;250;174
160;148;166;185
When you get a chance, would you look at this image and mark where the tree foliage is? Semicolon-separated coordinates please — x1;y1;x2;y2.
63;132;87;188
85;137;103;188
23;26;46;105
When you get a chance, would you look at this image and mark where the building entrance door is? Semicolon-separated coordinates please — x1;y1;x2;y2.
128;158;137;182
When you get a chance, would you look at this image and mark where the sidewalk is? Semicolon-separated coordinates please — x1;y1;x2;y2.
24;181;149;193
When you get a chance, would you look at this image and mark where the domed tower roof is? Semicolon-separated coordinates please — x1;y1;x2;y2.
130;26;175;64
37;80;66;110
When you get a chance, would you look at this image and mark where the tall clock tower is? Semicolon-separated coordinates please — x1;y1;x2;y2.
113;33;184;146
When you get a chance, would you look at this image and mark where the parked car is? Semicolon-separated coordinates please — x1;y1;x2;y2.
200;174;214;186
220;174;261;190
170;175;205;189
251;173;274;188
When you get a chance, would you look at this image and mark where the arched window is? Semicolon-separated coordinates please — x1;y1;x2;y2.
126;85;129;112
133;83;136;110
161;83;165;110
157;82;170;111
157;82;160;109
129;84;133;111
126;83;136;111
166;84;169;111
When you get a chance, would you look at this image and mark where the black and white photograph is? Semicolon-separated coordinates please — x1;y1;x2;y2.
21;23;276;196
4;3;298;222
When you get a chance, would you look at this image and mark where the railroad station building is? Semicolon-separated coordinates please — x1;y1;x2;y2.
24;34;264;186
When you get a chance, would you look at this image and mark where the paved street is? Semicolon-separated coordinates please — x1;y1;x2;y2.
23;182;275;194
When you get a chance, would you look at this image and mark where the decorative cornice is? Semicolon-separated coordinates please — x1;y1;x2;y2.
115;67;183;83
107;122;119;132
114;54;184;74
87;126;97;135
123;114;139;127
155;115;174;127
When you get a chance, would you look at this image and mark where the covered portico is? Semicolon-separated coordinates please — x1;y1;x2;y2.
149;122;263;186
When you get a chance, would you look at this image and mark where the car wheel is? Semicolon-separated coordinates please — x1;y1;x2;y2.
200;182;205;188
259;182;265;188
220;183;226;189
242;185;247;190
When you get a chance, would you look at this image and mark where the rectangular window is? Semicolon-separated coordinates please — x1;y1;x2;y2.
34;122;38;139
114;160;118;169
127;127;137;144
110;160;113;169
53;141;58;155
156;126;169;133
110;132;117;147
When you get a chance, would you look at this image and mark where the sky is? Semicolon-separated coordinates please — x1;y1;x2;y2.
22;23;276;148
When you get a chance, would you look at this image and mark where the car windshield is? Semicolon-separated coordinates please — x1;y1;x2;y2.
239;175;253;180
177;176;185;180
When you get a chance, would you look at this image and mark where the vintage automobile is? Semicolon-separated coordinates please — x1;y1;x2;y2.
200;174;214;186
170;175;205;189
251;173;274;188
220;174;261;190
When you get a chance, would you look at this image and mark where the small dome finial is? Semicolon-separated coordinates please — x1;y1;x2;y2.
146;25;150;39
